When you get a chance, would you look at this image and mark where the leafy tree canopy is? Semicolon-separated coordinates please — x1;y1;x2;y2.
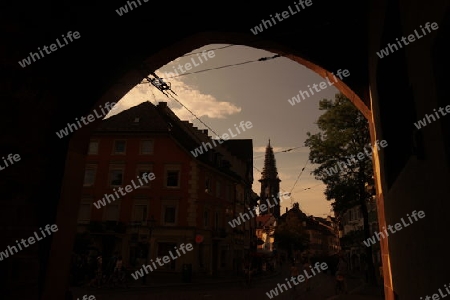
304;93;374;214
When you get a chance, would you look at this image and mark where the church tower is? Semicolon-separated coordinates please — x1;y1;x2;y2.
258;139;281;218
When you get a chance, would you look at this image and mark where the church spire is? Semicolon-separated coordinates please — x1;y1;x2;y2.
258;139;281;218
260;139;278;180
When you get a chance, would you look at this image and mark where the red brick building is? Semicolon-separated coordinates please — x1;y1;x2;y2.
76;101;256;276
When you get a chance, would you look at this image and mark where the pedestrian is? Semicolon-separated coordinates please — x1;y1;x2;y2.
290;262;299;290
337;254;348;293
303;259;312;291
108;251;119;275
115;255;123;273
89;254;103;288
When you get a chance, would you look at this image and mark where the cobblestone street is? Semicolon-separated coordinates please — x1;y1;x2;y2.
71;264;382;300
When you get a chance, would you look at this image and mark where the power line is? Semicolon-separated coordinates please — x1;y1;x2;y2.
140;74;221;139
139;54;281;81
254;146;303;159
167;92;221;138
252;165;290;196
181;44;236;57
295;183;323;193
288;157;309;207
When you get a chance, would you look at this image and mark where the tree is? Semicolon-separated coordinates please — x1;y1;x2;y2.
304;93;377;284
274;203;309;258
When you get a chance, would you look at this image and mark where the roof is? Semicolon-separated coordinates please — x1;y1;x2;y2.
279;206;336;236
94;101;250;181
256;214;276;227
95;101;168;133
222;139;253;162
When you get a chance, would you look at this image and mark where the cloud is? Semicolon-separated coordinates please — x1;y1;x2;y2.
105;77;241;120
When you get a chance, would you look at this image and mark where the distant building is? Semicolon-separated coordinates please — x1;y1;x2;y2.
77;101;256;277
277;205;340;260
338;197;380;271
256;214;276;252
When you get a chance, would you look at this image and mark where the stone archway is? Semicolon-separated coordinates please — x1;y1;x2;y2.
46;32;389;300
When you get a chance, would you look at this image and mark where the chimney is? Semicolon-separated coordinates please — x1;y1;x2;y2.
158;102;168;108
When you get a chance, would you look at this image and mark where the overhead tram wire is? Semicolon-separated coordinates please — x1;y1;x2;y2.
180;44;236;56
165;93;221;138
138;54;281;82
288;156;309;206
295;183;323;193
140;53;314;205
140;72;222;140
139;52;282;141
177;28;337;58
253;146;303;159
252;165;291;197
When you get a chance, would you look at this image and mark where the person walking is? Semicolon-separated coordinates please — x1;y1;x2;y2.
303;259;312;291
336;254;349;294
89;255;103;288
115;255;123;272
290;262;299;290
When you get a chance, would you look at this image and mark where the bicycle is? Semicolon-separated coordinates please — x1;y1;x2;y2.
107;268;129;289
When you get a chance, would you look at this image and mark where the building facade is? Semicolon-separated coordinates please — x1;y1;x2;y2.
338;199;380;273
278;206;340;261
76;101;255;277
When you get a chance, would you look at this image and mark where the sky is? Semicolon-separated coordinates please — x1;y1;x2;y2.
106;44;343;217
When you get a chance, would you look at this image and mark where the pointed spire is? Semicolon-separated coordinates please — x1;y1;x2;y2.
260;139;279;180
259;139;281;218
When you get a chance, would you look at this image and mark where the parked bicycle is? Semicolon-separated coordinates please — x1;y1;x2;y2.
107;267;129;288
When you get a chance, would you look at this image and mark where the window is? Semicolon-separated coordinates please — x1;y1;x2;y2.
220;247;227;268
104;204;119;221
140;140;154;154
166;171;179;187
133;204;148;222
214;211;219;229
83;165;96;186
164;206;176;224
88;140;99;154
136;164;153;188
109;167;123;187
205;176;211;193
161;200;177;226
113;140;126;154
204;210;209;228
164;164;180;188
225;185;231;201
216;181;221;198
78;202;91;224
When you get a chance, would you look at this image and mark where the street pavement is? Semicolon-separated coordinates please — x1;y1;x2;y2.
70;263;383;300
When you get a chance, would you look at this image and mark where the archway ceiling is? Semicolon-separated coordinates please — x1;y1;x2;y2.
6;0;370;116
